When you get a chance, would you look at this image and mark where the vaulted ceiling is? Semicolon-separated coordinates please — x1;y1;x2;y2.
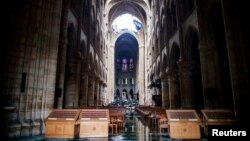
105;0;150;25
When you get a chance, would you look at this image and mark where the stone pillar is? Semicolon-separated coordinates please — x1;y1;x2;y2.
160;72;169;108
55;39;67;109
167;70;180;109
88;77;95;106
99;83;103;106
79;73;88;107
64;64;78;108
198;43;220;108
95;79;100;106
55;0;70;109
150;87;154;105
178;61;195;108
221;0;249;121
102;84;107;105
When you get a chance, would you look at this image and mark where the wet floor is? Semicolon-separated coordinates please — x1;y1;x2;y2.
9;110;208;141
109;110;170;141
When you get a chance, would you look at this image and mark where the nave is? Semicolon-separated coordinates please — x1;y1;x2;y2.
1;0;249;140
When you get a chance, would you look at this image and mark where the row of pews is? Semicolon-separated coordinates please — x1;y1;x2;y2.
135;106;237;139
108;106;126;134
45;107;126;139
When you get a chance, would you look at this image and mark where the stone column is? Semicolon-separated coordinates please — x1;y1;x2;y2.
79;73;88;107
64;64;78;108
160;72;169;108
98;82;103;106
54;39;67;109
150;87;155;105
167;70;180;109
94;79;100;106
221;0;248;122
178;60;195;108
198;43;220;108
55;0;70;109
102;84;107;105
87;77;95;106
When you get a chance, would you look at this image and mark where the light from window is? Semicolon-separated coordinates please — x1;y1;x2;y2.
122;58;127;72
112;13;142;34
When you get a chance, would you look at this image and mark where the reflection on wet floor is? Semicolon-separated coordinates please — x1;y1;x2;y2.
10;110;208;141
109;110;171;141
109;110;207;141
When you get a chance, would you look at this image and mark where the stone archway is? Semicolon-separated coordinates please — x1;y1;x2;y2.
122;89;128;101
116;89;120;100
130;89;134;101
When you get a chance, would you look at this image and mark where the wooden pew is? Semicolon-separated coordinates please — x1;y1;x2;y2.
158;116;168;133
135;106;153;126
201;109;237;136
136;106;167;129
79;109;109;138
45;109;80;138
166;110;201;139
108;107;126;133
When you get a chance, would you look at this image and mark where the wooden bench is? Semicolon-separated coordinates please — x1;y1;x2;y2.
201;109;237;136
158;116;168;133
45;109;80;138
109;108;125;131
79;109;109;137
166;110;201;139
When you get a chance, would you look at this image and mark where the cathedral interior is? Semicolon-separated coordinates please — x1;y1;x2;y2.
1;0;249;140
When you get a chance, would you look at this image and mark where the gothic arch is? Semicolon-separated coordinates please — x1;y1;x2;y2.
88;46;95;70
152;63;156;78
155;22;160;52
169;43;180;70
106;0;149;26
113;31;139;45
80;40;87;62
130;89;134;99
156;56;161;77
183;26;199;62
95;55;100;76
161;47;168;71
150;72;154;82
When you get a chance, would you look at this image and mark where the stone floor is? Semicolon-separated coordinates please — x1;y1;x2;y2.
9;111;208;141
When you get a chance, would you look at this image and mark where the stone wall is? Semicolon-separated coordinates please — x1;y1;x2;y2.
2;0;62;138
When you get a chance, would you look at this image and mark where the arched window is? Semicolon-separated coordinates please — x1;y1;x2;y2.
130;78;132;84
122;78;125;84
122;58;127;72
129;58;133;71
116;59;120;71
